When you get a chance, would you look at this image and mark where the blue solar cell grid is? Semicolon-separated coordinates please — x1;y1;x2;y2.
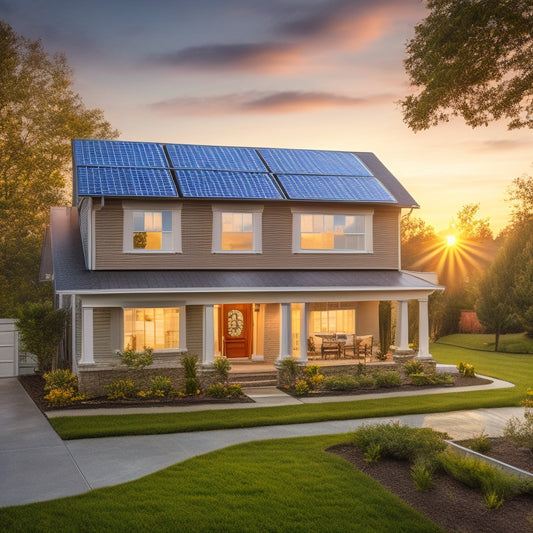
258;148;372;177
175;170;284;199
277;175;395;202
166;144;267;172
77;167;177;197
73;140;169;168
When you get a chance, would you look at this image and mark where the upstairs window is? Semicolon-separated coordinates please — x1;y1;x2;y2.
212;206;262;253
292;210;372;253
123;203;181;253
133;211;172;250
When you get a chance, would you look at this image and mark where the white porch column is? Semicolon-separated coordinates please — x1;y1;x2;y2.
279;302;292;360
202;304;215;366
299;303;309;362
80;307;95;365
416;297;434;361
396;300;410;351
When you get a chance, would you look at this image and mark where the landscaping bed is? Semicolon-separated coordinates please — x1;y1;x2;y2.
281;374;492;397
331;442;533;533
18;374;253;412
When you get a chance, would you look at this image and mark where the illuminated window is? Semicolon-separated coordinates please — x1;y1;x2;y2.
310;309;355;334
123;202;181;253
292;210;372;253
123;307;179;350
212;206;262;253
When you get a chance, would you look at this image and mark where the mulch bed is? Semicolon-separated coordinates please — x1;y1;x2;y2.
282;374;492;397
330;443;533;533
18;374;253;412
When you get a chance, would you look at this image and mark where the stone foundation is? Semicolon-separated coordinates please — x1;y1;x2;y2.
77;363;218;397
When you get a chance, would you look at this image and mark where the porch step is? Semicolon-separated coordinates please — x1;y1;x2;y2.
229;371;278;388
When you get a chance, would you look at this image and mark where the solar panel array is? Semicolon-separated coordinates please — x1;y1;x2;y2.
73;139;397;203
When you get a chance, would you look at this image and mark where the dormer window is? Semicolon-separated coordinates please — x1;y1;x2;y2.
123;202;182;253
212;205;263;253
292;208;373;253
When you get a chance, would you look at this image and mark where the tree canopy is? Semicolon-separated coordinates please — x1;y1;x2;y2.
402;0;533;131
0;21;118;316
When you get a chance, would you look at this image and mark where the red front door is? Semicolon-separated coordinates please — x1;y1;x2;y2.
222;304;253;358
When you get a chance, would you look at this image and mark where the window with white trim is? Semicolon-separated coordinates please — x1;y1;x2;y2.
123;203;181;253
124;307;179;350
212;206;262;253
292;210;372;253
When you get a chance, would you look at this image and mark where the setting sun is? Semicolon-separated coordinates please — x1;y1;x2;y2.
446;235;456;247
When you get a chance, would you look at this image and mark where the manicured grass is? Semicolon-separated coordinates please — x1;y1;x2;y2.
49;342;532;440
438;332;533;353
0;435;444;532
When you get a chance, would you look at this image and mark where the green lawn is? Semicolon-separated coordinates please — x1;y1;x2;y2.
0;435;444;533
49;342;533;440
437;332;533;353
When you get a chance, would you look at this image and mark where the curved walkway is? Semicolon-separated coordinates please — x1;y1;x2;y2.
0;376;525;508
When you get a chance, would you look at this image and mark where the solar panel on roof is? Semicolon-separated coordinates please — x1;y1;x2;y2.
77;167;177;197
258;148;372;177
277;175;395;202
166;144;267;172
175;170;284;199
73;140;169;168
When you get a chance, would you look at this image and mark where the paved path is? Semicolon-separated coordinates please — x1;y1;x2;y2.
0;376;526;508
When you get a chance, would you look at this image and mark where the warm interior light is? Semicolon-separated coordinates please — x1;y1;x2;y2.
446;235;456;246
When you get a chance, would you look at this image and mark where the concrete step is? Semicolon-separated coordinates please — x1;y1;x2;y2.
229;371;278;387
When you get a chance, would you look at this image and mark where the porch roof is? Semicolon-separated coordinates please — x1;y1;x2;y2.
46;207;442;296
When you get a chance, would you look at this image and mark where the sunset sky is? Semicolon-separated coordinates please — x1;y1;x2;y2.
3;0;532;233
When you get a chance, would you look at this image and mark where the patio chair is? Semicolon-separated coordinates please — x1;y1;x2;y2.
343;334;361;359
357;335;373;359
321;336;341;359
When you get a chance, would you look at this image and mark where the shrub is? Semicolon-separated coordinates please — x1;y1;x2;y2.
228;384;243;398
105;379;137;400
185;377;201;395
483;490;504;510
355;375;375;388
522;387;533;408
294;380;310;396
117;346;153;369
214;356;231;384
504;411;533;450
467;432;492;454
374;350;387;362
281;357;300;386
16;302;68;373
43;369;85;406
404;361;424;375
44;369;78;392
437;450;530;500
323;375;359;391
304;365;324;389
457;361;476;377
351;422;447;463
182;353;199;379
364;443;381;463
375;371;401;388
151;375;172;397
44;387;85;406
410;373;453;386
410;461;434;492
206;383;228;398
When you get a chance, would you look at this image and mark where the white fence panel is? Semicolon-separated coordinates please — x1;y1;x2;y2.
0;319;18;377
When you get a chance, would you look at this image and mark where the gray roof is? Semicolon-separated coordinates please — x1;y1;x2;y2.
47;207;439;295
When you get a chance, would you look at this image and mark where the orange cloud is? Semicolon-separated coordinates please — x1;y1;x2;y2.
149;91;395;116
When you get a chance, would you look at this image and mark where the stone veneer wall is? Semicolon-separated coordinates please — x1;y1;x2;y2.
78;363;219;397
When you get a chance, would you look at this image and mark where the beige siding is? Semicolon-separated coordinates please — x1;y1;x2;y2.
95;199;400;270
186;305;203;357
93;308;113;363
263;303;280;363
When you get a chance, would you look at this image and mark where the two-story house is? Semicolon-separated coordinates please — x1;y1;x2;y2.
41;139;441;394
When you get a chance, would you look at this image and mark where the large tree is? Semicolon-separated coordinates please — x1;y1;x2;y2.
0;21;118;316
402;0;533;131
